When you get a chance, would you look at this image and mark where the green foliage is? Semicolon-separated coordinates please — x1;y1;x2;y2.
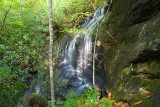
145;79;160;94
140;80;146;86
64;91;81;107
64;87;100;107
63;87;115;107
47;100;58;107
0;0;106;106
120;63;133;85
0;60;27;106
53;0;105;33
0;80;26;107
84;87;100;106
0;58;27;107
0;0;48;106
101;98;114;107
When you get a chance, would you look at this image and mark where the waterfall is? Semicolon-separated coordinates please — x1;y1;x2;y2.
58;5;106;95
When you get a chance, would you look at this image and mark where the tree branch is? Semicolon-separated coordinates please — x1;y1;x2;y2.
0;0;13;34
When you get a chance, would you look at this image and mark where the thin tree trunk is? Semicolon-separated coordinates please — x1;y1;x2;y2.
49;0;55;106
92;0;113;90
92;20;99;89
0;0;13;34
92;32;97;90
20;0;23;20
20;0;23;36
92;4;99;90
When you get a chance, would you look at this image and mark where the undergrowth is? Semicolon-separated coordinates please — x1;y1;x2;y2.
48;87;114;107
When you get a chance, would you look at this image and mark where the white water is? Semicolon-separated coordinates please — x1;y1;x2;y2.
58;6;106;94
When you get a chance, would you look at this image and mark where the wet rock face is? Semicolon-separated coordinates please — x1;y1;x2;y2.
128;0;160;24
98;0;160;106
56;36;106;97
55;6;108;97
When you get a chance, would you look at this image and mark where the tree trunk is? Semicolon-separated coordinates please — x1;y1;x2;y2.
0;0;13;34
20;0;23;20
20;0;23;36
93;30;97;90
49;0;55;106
92;0;113;90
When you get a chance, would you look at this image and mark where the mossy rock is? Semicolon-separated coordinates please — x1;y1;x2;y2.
97;0;160;106
145;79;160;94
133;79;160;107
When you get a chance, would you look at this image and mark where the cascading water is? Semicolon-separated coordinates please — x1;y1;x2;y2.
57;5;106;96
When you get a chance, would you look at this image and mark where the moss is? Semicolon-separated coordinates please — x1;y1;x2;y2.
141;98;154;107
150;62;160;75
98;0;160;106
140;80;147;86
146;79;160;94
140;61;160;78
157;32;160;38
130;94;154;107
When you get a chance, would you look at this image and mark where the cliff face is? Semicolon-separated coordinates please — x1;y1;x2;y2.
98;0;160;106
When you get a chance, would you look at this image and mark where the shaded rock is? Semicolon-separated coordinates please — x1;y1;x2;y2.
98;0;160;106
128;0;160;24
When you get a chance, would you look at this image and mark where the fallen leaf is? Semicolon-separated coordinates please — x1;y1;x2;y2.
153;21;156;25
142;91;150;94
153;32;156;35
97;40;101;46
139;87;144;91
118;102;123;106
121;103;129;107
112;102;117;107
129;94;133;96
97;95;100;99
133;101;143;105
145;94;153;98
107;91;112;99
